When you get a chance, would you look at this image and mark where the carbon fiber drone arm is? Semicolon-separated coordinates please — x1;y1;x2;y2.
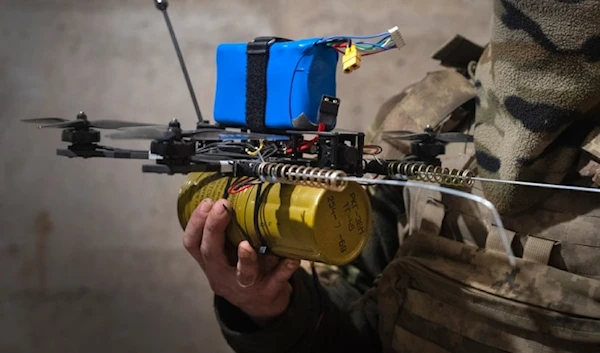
56;146;153;159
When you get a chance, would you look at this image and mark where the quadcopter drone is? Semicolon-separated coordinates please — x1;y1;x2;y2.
22;0;476;193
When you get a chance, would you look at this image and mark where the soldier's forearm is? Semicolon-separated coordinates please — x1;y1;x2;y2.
214;268;382;353
474;0;600;213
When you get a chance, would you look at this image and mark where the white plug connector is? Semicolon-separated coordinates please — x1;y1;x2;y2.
388;26;406;50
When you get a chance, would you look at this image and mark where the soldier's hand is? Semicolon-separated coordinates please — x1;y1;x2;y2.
183;198;301;325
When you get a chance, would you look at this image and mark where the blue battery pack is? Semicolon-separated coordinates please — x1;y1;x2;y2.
213;37;339;131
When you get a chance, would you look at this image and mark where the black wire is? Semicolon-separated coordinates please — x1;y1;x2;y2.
252;183;270;253
222;176;233;199
196;141;279;160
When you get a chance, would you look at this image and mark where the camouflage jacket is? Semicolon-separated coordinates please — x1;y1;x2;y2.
213;1;600;352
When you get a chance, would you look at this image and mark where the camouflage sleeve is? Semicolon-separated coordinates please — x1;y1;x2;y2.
474;0;600;214
213;184;404;353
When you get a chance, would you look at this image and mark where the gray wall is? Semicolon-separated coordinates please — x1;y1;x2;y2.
0;0;491;352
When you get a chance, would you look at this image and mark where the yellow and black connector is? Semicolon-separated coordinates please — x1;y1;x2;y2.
319;26;404;74
342;42;361;74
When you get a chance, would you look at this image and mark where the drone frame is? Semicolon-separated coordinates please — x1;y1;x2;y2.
22;0;476;191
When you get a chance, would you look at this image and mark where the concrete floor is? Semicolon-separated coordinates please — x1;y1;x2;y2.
0;0;491;352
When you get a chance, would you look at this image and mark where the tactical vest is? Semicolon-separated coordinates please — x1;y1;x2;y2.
366;63;600;353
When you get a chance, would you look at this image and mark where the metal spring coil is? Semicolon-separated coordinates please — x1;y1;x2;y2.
256;162;348;192
387;161;475;187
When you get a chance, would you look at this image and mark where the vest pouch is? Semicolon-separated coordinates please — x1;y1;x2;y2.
379;232;600;353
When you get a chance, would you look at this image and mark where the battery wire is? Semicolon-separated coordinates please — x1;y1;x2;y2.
245;140;264;156
318;31;392;41
196;140;278;160
228;177;261;194
316;30;399;56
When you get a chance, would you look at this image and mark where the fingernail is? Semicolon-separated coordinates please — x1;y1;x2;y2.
199;199;213;212
239;248;251;259
287;260;299;270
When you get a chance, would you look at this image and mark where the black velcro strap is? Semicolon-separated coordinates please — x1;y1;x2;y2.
246;36;291;132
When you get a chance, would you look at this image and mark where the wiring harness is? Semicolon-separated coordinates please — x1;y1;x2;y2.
316;26;405;74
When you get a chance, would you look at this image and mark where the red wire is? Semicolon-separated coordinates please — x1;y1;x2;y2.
286;123;326;154
332;43;385;56
230;184;253;194
363;145;383;155
228;177;254;194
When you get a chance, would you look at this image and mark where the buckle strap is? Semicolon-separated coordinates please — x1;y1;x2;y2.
485;225;517;254
245;36;291;132
419;198;446;236
523;236;556;265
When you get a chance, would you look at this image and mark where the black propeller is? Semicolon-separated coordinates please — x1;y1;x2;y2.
21;111;161;130
107;125;225;142
107;119;290;142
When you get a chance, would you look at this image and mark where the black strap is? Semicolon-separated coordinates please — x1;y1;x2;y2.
246;36;291;132
252;183;269;253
